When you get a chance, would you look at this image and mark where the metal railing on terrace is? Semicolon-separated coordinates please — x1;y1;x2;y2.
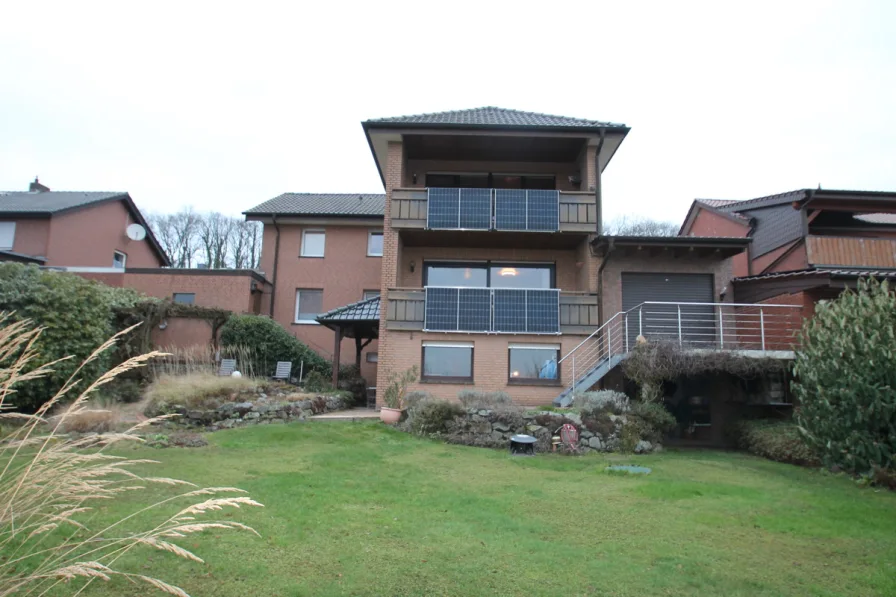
426;188;560;232
423;287;560;334
558;301;803;395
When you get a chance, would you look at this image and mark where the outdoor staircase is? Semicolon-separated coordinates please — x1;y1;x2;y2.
552;301;804;407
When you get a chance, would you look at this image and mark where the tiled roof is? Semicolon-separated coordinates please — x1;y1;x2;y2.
364;106;626;130
695;200;750;221
0;250;46;263
705;190;809;214
316;296;380;322
733;268;896;283
244;193;385;216
855;213;896;224
0;191;126;214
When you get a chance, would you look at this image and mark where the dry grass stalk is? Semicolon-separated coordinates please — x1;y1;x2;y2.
149;344;260;379
144;372;265;413
0;313;262;596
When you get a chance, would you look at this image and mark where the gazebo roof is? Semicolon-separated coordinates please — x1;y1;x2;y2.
315;296;380;339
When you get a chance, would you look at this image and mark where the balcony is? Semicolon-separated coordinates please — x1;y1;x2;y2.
390;188;596;234
385;289;598;335
807;235;896;269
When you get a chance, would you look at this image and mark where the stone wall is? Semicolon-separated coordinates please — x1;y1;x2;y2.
167;392;353;431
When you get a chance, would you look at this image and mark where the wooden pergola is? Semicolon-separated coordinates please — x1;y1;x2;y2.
316;296;380;386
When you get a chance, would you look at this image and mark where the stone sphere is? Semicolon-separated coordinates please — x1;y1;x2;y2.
231;371;242;378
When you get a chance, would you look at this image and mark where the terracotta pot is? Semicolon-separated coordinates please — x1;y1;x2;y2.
379;407;403;424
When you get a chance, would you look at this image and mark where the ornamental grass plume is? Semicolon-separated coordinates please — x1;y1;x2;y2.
0;313;262;596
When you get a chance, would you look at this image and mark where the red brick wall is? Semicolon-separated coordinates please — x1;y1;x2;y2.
261;223;382;382
687;208;750;277
123;272;263;313
753;241;807;274
1;218;50;258
377;141;406;396
44;200;163;268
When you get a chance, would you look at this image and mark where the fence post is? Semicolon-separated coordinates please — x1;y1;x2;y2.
677;304;683;346
572;355;577;396
718;305;724;349
639;307;643;338
625;315;630;353
760;307;766;351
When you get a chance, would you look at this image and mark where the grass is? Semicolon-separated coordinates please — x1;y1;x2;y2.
145;372;268;412
79;423;896;597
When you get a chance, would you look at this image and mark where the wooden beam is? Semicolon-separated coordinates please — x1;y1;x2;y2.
332;328;344;387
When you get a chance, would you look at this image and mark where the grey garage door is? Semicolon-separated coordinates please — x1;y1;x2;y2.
621;273;714;348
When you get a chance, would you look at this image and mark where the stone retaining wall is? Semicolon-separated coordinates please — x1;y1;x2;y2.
165;393;353;430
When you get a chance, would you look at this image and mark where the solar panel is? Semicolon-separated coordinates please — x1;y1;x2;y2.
424;287;490;331
457;288;491;331
494;190;559;231
493;289;526;332
526;290;560;333
427;188;491;230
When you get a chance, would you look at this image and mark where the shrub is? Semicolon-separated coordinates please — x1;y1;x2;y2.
574;390;630;415
630;401;676;439
404;390;434;410
404;399;464;435
220;314;331;379
793;278;896;475
303;370;333;393
457;390;513;410
582;414;615;437
733;419;818;467
337;364;367;406
0;263;143;410
0;314;261;595
533;413;578;432
99;376;145;403
382;366;419;409
145;372;264;414
56;409;118;434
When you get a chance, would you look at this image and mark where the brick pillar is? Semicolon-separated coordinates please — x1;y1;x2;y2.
376;141;405;405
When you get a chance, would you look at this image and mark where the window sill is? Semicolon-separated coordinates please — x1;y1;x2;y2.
292;320;320;325
508;379;562;387
299;255;325;259
367;254;383;258
420;378;474;385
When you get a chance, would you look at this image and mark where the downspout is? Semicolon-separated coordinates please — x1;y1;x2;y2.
269;215;281;317
594;128;606;234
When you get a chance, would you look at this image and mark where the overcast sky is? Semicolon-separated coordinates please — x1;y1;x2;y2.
2;1;894;225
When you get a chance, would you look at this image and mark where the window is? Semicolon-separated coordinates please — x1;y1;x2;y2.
367;231;383;256
294;289;323;323
424;262;553;289
301;230;325;257
112;251;127;269
422;342;473;382
173;293;195;304
363;290;380;300
366;352;378;363
426;173;489;188
509;344;560;383
0;222;15;250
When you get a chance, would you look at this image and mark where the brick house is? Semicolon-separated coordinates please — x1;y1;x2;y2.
0;178;169;268
679;189;896;318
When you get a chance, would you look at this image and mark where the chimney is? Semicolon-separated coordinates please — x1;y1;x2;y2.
29;177;50;193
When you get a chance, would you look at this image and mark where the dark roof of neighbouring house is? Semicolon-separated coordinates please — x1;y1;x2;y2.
733;268;896;283
0;189;171;266
316;296;380;322
363;106;627;131
243;193;386;217
0;191;127;215
0;250;46;264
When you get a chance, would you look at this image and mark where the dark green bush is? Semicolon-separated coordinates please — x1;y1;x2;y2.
574;390;629;416
404;399;464;435
793;278;896;475
302;370;333;393
457;390;512;409
0;264;142;410
219;314;331;379
582;413;615;437
733;419;818;467
533;413;577;432
630;401;676;439
337;364;367;406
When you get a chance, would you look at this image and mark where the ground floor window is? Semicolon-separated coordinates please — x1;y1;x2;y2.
172;292;195;304
508;343;559;383
421;342;473;383
366;352;378;363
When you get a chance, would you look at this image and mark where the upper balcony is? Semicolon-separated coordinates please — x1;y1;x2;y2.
807;235;896;269
391;187;596;246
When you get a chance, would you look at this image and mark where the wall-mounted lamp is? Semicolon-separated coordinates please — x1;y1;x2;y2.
409;260;416;273
412;173;418;185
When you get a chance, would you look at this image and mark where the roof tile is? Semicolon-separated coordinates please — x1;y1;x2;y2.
316;296;380;322
365;106;626;129
244;193;385;216
0;191;126;214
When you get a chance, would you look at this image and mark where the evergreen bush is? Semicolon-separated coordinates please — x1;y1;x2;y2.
793;278;896;475
219;314;331;379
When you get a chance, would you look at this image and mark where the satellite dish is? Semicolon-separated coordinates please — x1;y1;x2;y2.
126;223;147;241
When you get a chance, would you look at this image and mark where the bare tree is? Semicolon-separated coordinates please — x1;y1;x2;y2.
147;209;202;267
148;209;261;269
198;212;234;269
230;221;262;269
604;215;680;237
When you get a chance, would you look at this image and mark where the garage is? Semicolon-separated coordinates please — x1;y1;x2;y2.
621;273;714;347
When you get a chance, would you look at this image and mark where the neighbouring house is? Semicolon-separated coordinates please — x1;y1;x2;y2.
0;178;169;268
680;189;896;318
243;193;384;382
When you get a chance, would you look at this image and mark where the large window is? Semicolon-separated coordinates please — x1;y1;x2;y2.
421;342;473;383
424;262;553;289
0;222;15;250
426;173;489;188
294;289;323;323
426;173;556;190
367;231;383;256
509;344;560;384
301;230;325;257
173;293;195;304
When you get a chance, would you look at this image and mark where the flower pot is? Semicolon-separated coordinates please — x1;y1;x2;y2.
379;407;403;424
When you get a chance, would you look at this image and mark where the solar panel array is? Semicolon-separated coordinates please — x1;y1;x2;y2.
425;288;560;334
427;188;560;232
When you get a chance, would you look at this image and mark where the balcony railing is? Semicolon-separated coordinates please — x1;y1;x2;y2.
425;188;560;232
423;287;560;334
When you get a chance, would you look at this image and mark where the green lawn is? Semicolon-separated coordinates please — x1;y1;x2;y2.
83;422;896;597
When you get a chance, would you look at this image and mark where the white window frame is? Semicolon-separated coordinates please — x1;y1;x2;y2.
0;222;15;250
367;230;384;257
301;230;326;257
294;289;323;324
508;343;560;382
113;251;127;269
172;292;196;304
421;341;474;382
